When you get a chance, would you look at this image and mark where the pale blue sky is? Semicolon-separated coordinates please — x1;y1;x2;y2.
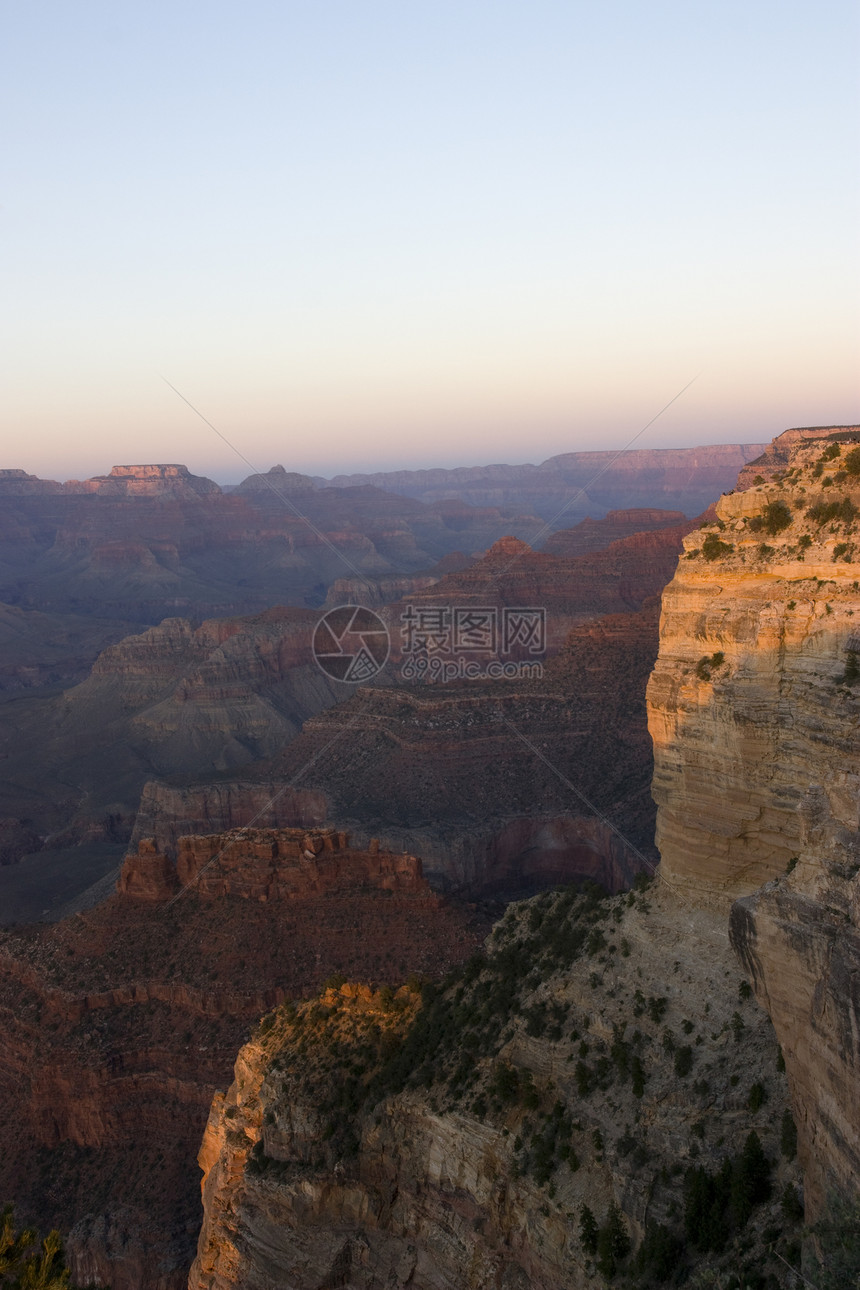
2;1;857;480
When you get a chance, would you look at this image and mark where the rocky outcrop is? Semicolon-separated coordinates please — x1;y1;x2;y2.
118;827;432;904
129;780;329;855
0;831;486;1288
64;464;222;498
0;468;64;494
231;465;316;494
648;436;860;908
647;429;860;1230
190;881;803;1290
736;425;860;490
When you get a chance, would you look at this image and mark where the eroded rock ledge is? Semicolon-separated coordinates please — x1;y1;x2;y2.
190;882;803;1290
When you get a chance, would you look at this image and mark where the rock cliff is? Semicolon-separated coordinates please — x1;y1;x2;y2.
190;879;803;1289
63;464;222;498
541;507;688;557
736;425;860;490
0;829;487;1288
647;429;860;1235
647;433;860;908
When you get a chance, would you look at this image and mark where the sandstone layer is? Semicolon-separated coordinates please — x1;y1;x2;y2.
647;435;860;908
647;429;860;1238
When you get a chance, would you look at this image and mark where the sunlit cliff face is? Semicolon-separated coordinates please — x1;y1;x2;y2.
647;437;860;907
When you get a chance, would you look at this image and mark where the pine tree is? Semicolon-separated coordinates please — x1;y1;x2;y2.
596;1201;630;1278
578;1203;599;1256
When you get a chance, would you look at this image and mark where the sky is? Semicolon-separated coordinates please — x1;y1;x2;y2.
1;1;858;482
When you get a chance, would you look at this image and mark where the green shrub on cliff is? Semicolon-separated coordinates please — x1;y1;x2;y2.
839;651;860;686
578;1203;599;1255
762;499;793;534
0;1207;81;1289
844;446;860;477
701;533;734;561
806;497;858;527
780;1108;798;1160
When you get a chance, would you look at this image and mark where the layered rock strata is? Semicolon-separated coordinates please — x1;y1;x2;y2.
118;827;431;904
0;830;486;1288
133;602;663;899
324;442;766;519
648;435;860;908
190;881;803;1289
647;429;860;1231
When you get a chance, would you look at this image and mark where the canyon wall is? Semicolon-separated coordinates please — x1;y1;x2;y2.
323;442;766;519
647;430;860;1226
647;437;860;908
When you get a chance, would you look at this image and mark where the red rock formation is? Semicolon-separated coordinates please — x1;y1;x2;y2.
542;506;687;556
119;827;432;904
0;830;487;1288
63;464;221;498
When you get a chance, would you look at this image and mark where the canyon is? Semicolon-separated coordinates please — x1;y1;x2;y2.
0;510;690;901
0;430;856;1287
187;427;860;1288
